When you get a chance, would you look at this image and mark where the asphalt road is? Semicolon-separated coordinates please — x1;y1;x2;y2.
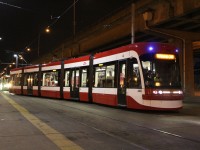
0;91;200;150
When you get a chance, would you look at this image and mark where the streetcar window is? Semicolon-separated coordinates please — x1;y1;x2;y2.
94;64;115;88
119;64;126;88
65;70;70;87
70;69;80;89
42;71;59;87
14;73;21;86
33;73;38;86
71;71;75;87
106;65;115;87
27;74;33;87
81;68;88;87
140;53;181;88
127;58;141;88
95;66;106;87
24;74;28;86
73;70;80;88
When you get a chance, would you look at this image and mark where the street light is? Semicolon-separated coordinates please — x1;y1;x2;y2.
13;54;18;68
26;47;31;52
45;27;50;33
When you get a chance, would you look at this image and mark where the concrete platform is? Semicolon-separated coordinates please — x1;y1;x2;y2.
0;91;200;150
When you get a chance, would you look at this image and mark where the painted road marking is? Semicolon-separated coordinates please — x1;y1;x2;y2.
2;93;83;150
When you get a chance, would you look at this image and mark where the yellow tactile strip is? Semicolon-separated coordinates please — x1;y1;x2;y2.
2;93;83;150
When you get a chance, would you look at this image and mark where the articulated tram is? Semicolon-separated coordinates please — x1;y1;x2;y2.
9;42;183;110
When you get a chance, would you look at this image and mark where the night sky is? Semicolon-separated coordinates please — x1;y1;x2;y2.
0;0;133;73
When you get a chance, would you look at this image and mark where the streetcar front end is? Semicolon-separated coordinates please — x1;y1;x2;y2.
140;43;183;110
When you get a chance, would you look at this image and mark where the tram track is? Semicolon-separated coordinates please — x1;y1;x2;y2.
11;95;200;149
31;98;200;145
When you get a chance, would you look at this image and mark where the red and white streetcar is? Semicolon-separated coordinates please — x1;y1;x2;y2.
9;42;183;110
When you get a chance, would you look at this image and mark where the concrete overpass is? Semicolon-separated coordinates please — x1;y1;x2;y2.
34;0;200;96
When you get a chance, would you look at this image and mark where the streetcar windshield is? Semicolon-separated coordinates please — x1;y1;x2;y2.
140;53;181;88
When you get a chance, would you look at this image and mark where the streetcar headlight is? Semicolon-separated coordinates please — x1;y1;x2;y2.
172;90;183;94
153;90;164;94
153;90;183;95
158;90;163;94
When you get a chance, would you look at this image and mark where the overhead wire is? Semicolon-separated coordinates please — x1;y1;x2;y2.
0;0;79;73
48;0;79;28
24;0;79;52
0;1;35;13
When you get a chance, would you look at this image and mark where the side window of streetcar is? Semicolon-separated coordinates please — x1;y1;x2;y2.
94;64;115;88
33;73;38;86
94;66;106;88
81;68;88;87
128;58;141;88
65;70;70;87
15;73;21;86
106;65;115;88
24;74;28;86
42;71;59;87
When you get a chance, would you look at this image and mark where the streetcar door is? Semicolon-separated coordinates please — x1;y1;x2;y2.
117;61;127;106
70;69;80;99
27;74;33;95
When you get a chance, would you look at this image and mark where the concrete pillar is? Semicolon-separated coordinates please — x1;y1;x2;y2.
184;40;194;96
